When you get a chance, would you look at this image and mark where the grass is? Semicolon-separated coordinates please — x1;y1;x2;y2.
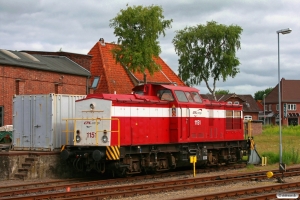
252;125;300;165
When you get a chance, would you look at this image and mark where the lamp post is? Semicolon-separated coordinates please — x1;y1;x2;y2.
277;28;292;172
263;94;266;125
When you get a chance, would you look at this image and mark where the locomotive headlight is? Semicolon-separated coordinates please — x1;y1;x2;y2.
76;130;81;143
102;135;108;143
76;135;81;143
102;130;108;143
90;103;95;110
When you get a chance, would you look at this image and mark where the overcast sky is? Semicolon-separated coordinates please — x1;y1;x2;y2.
1;0;299;96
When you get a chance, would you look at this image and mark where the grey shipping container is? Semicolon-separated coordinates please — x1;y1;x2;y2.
12;94;86;151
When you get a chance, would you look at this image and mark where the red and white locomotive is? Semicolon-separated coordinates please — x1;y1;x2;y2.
61;83;248;176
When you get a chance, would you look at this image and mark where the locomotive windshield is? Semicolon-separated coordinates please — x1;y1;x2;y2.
175;91;202;103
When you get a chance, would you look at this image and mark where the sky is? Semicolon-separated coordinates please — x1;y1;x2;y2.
1;0;299;96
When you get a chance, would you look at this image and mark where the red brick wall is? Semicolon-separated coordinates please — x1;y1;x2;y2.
244;121;262;136
0;64;88;125
244;111;259;120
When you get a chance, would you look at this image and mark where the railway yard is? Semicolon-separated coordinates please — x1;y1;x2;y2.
1;164;300;200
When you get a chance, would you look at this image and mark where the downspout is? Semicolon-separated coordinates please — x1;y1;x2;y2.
86;76;90;95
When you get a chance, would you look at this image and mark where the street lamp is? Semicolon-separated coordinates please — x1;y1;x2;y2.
277;28;292;172
263;94;266;125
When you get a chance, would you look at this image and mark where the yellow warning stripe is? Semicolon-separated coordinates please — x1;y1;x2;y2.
107;147;116;160
111;146;120;157
106;146;120;160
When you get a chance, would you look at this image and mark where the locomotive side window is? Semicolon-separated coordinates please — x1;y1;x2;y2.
233;111;241;129
191;92;202;103
226;110;233;129
185;92;194;102
158;89;174;101
226;110;242;129
174;91;188;102
134;91;144;95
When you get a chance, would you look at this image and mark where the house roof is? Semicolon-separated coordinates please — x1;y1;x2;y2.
0;49;90;76
88;40;185;94
201;93;260;113
266;78;300;103
256;100;263;111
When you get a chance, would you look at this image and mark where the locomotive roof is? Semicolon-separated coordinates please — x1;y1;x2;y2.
159;84;199;92
81;84;199;103
79;83;241;108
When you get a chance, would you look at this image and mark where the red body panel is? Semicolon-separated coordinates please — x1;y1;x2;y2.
84;84;244;147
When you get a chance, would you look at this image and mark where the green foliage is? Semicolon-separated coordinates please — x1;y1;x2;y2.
109;5;172;75
254;87;273;100
261;152;279;164
261;148;300;165
246;164;255;169
262;125;300;136
257;125;300;165
215;89;230;95
172;21;242;100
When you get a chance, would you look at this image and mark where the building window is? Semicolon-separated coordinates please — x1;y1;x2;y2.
276;104;279;111
234;101;239;105
0;106;3;127
288;104;296;111
264;105;267;111
268;104;272;111
227;101;232;104
91;76;100;88
244;115;252;121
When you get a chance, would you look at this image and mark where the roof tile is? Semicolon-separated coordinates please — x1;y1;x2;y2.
88;41;185;94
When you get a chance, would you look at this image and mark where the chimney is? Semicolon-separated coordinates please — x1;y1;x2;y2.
99;38;105;46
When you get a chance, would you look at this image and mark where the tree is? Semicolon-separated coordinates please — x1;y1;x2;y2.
215;89;230;95
172;21;242;100
254;87;273;100
109;5;172;76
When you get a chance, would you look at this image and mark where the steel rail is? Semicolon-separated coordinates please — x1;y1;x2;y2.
173;182;300;200
1;169;300;200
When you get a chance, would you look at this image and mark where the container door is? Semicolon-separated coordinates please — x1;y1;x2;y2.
32;95;52;150
13;96;32;150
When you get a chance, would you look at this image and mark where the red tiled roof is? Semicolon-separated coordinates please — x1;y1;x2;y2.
256;100;263;111
88;41;185;94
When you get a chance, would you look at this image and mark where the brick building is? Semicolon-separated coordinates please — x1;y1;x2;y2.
201;93;262;135
201;93;260;121
0;49;91;126
264;78;300;126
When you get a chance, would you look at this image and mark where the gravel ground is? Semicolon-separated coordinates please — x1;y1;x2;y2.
1;164;300;200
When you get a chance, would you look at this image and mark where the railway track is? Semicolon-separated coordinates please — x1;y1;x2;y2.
174;182;300;199
0;163;245;193
1;166;300;200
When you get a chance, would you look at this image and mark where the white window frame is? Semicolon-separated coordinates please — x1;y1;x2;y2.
268;104;272;111
234;101;239;105
244;115;252;121
288;104;296;111
276;104;279;111
227;101;232;104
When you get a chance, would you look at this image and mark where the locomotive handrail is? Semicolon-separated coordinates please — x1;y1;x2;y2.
62;118;120;147
81;110;104;112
